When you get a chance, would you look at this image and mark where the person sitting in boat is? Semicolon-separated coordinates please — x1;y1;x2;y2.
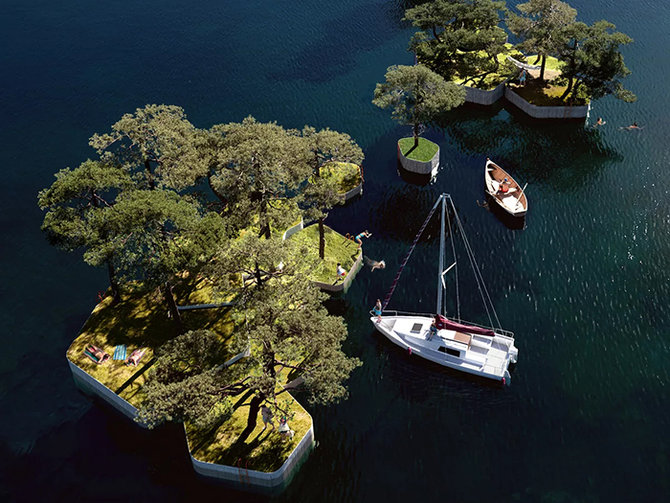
428;319;438;340
498;178;510;195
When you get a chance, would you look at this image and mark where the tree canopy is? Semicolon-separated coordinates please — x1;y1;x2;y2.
301;126;364;259
139;235;360;439
507;0;577;81
558;20;635;102
373;64;465;146
37;159;132;302
407;0;510;86
209;117;312;238
40;106;363;442
90;104;206;191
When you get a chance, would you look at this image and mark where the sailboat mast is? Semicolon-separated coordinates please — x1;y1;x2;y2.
436;194;446;315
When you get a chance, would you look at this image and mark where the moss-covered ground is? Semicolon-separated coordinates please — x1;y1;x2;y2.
186;379;312;471
507;54;588;106
287;223;359;283
449;44;522;90
317;162;362;193
398;137;439;162
66;275;237;404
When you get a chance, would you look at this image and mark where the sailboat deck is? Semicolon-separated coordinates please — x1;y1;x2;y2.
374;314;515;380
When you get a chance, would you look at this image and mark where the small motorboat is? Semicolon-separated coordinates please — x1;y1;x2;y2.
485;158;528;217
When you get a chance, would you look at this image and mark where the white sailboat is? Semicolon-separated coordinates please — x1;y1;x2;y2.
371;194;519;384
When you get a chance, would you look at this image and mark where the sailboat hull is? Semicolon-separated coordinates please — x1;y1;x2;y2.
371;314;518;383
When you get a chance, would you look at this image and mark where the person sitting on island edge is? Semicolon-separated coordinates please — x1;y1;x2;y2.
355;230;372;248
336;263;347;278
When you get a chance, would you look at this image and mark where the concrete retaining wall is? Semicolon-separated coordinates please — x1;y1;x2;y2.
504;87;590;119
69;356;315;494
281;219;304;241
68;358;144;426
313;249;363;293
190;424;315;493
342;181;363;203
463;82;506;105
397;141;439;177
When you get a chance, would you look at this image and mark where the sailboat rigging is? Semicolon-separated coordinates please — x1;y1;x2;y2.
371;193;519;384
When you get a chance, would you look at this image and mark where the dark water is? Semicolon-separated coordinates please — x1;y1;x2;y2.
2;0;669;501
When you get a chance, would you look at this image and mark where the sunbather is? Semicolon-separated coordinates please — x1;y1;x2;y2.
126;348;146;366
84;345;109;364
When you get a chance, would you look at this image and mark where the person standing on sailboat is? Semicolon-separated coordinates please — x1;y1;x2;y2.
373;299;382;322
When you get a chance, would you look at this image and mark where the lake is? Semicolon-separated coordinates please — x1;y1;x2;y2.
1;0;669;501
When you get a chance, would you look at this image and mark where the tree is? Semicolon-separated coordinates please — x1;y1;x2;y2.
301;127;364;259
138;236;360;441
90;104;206;191
208;117;312;238
507;0;577;81
136;329;235;429
101;189;229;331
406;0;510;86
558;20;635;102
373;64;465;147
38;159;132;303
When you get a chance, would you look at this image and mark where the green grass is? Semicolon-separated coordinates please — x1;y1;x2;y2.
67;275;237;405
288;223;359;283
449;44;522;90
317;162;362;193
398;137;439;162
526;54;562;72
186;380;312;471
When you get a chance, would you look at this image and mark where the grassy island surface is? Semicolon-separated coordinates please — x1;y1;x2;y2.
66;276;237;403
317;161;362;193
186;377;312;471
507;54;588;106
67;276;314;472
398;137;439;162
66;220;359;473
288;223;359;283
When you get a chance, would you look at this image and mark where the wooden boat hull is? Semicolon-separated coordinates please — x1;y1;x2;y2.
371;314;518;384
485;159;527;217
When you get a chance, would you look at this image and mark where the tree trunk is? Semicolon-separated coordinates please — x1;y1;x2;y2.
237;394;263;444
560;77;574;100
540;54;547;82
161;281;183;332
259;199;271;239
107;260;121;305
145;159;155;190
207;170;227;206
318;217;325;260
255;261;264;288
413;123;420;148
533;55;541;65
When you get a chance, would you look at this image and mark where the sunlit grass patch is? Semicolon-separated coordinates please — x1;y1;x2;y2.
287;223;358;283
398;137;438;162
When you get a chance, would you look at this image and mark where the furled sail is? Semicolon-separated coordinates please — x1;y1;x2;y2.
435;315;494;336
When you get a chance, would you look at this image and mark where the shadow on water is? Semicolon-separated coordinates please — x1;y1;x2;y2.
482;193;527;230
397;160;433;186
